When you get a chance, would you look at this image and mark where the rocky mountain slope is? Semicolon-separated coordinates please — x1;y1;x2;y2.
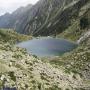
57;0;90;42
0;4;32;33
0;0;89;36
22;0;89;36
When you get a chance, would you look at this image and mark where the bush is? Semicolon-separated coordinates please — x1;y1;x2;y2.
48;85;61;90
8;71;16;81
80;17;89;29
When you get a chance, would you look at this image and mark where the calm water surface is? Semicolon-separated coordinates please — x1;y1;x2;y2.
17;37;77;57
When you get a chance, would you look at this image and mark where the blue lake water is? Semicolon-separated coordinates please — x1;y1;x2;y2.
17;37;77;57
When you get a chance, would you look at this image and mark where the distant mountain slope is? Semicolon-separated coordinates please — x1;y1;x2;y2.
0;0;89;36
0;13;11;28
23;0;88;35
18;0;82;35
0;4;32;32
16;0;90;36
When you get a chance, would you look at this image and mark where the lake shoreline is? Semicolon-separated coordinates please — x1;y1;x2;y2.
17;37;77;57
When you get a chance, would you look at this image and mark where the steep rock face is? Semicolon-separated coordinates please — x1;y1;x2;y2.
0;0;89;36
22;0;80;35
57;0;90;42
19;0;89;36
77;30;90;44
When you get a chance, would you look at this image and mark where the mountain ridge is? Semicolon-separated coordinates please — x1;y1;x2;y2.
0;0;82;35
0;4;32;31
0;0;89;37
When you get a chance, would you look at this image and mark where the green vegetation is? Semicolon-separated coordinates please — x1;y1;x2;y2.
0;29;63;89
8;71;16;81
47;85;62;90
0;29;32;44
80;17;89;29
57;20;81;41
12;53;22;59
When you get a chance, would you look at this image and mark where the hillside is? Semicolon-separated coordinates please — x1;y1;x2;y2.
57;0;90;42
0;0;90;89
0;4;32;33
0;28;89;90
22;0;89;36
0;19;90;90
0;0;89;36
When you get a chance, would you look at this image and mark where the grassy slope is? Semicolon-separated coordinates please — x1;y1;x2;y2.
0;29;88;90
0;29;32;44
